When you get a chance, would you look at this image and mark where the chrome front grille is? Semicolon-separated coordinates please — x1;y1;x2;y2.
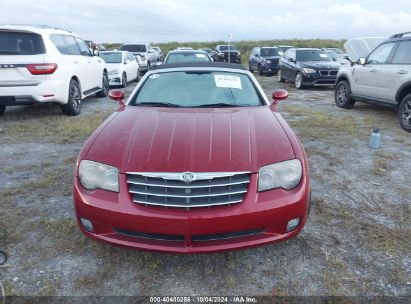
126;172;250;208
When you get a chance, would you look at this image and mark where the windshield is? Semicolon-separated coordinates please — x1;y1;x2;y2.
260;48;280;57
165;52;210;63
326;50;341;60
328;48;344;54
131;71;263;107
220;45;237;51
120;44;146;52
297;50;331;62
0;31;45;55
99;52;122;63
277;46;292;53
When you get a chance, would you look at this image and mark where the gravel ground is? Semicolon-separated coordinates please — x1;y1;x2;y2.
0;75;410;298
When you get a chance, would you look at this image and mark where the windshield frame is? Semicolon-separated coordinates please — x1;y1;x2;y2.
99;51;123;63
296;49;332;62
260;47;280;57
219;45;238;51
120;44;147;53
126;67;269;107
164;51;211;64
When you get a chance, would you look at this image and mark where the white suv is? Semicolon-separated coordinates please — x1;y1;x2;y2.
0;25;109;116
335;32;411;132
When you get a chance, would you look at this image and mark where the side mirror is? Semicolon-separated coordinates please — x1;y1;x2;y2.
358;57;366;65
271;89;288;111
255;54;259;58
124;59;130;65
92;49;99;56
109;90;125;105
332;58;337;62
288;57;294;62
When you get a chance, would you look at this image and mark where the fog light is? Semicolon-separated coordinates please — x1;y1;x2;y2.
80;218;94;232
287;218;300;232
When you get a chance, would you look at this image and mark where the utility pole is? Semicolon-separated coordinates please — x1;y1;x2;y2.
228;33;232;63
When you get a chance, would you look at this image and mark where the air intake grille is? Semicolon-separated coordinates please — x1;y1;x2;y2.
126;172;250;208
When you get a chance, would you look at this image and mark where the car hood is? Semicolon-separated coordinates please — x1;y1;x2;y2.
105;63;123;70
85;106;295;173
300;61;341;69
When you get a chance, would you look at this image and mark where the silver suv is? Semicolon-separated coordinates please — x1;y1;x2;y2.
335;32;411;132
119;43;157;73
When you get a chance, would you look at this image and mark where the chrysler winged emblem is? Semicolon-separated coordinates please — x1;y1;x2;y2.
181;172;195;183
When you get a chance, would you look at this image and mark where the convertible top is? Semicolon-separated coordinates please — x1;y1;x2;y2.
152;62;246;71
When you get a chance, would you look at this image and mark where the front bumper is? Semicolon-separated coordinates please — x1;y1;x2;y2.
301;73;337;86
74;173;310;253
217;55;241;63
261;63;279;73
108;75;122;86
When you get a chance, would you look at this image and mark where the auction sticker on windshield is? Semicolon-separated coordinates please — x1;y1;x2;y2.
196;54;206;58
214;75;242;89
150;74;160;79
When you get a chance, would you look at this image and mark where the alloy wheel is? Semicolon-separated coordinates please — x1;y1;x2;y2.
295;73;302;89
336;85;347;105
70;82;81;112
402;99;411;127
102;73;109;95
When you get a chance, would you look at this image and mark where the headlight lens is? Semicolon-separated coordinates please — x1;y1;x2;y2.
302;68;317;74
108;69;120;75
266;60;272;64
79;160;119;192
258;159;302;191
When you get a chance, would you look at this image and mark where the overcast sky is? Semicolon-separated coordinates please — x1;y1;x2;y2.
1;0;411;43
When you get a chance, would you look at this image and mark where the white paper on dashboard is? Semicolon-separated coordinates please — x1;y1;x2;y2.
214;75;242;89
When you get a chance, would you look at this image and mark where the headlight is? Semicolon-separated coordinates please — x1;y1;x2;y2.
266;60;272;64
108;69;120;76
79;160;119;192
302;68;317;74
258;159;302;191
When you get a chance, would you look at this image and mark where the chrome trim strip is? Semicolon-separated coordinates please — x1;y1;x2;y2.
130;189;247;198
133;199;243;208
126;179;250;188
126;171;250;181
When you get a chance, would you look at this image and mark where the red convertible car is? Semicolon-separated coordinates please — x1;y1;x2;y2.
74;62;310;253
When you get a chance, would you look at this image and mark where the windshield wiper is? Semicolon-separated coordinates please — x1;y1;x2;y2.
135;102;182;107
196;103;243;108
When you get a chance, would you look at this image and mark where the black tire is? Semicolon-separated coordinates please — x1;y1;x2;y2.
398;93;411;132
258;65;264;76
61;79;81;116
133;69;141;82
0;105;5;116
335;80;355;109
96;72;109;97
278;69;285;82
121;72;127;88
295;72;304;89
249;62;254;73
